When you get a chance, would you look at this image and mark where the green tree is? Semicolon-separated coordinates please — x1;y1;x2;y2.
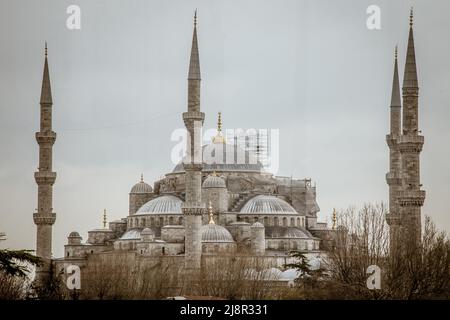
0;249;41;278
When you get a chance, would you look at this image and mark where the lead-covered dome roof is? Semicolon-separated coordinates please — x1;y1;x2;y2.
130;177;153;194
172;143;264;173
240;195;297;214
201;224;234;243
136;195;182;215
202;175;226;188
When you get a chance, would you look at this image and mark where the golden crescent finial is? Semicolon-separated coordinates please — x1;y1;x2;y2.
395;45;398;59
103;209;107;229
140;173;144;183
45;41;48;57
208;201;215;224
332;208;337;230
409;7;414;27
194;9;197;27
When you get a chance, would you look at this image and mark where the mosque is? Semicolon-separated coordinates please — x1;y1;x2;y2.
32;10;424;289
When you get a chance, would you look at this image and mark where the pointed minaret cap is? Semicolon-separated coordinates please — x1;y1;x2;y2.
390;46;401;107
403;8;418;88
40;42;53;104
188;10;201;80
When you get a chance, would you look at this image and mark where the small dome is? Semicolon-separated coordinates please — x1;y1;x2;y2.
202;175;226;188
130;176;153;194
141;228;154;235
68;231;81;238
201;224;234;243
136;195;182;215
240;195;297;214
251;222;265;228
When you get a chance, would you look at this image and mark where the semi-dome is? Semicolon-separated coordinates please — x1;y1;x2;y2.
130;177;153;194
202;175;226;188
119;229;142;240
201;224;234;242
136;195;182;215
240;195;297;214
172;143;264;173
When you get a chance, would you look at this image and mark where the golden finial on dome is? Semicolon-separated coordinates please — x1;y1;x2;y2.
194;9;197;27
212;112;226;144
395;45;398;59
332;208;337;230
103;209;107;229
45;41;48;57
140;173;144;183
409;7;414;27
208;201;215;224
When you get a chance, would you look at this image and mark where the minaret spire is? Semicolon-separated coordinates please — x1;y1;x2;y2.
40;42;52;105
390;46;401;108
34;42;57;285
403;7;418;89
188;10;201;80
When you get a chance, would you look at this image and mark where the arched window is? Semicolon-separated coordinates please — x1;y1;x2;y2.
244;217;249;223
140;218;145;227
150;217;155;226
67;252;70;257
178;217;183;225
169;216;174;225
264;217;268;226
159;217;164;227
274;217;279;226
291;218;295;226
297;218;301;227
283;217;287;227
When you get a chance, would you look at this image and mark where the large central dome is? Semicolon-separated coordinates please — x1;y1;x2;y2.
136;195;182;215
172;143;264;173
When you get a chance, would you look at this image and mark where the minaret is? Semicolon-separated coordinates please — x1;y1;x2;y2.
397;9;425;247
33;43;57;284
182;11;205;270
385;46;403;251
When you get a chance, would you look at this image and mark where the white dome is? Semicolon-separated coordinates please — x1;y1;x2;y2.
202;175;226;188
240;195;297;214
172;143;264;173
136;195;182;215
201;224;234;242
130;181;153;194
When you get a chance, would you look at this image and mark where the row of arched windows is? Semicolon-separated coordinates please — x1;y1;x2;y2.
128;215;184;228
238;215;305;227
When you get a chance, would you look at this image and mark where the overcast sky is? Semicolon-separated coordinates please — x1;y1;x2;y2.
1;0;449;256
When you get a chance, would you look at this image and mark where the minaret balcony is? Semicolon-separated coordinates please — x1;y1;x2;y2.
182;111;205;122
397;190;426;207
34;171;57;185
386;172;402;185
36;131;57;145
397;135;424;153
33;212;56;225
386;134;398;148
